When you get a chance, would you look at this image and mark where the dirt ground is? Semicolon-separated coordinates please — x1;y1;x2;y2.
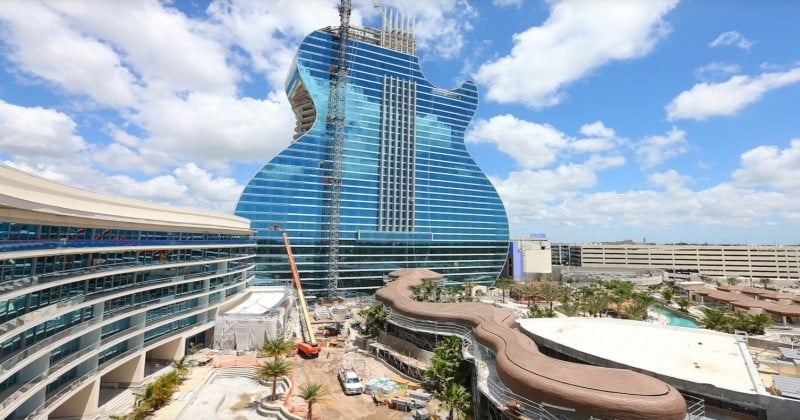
286;345;437;420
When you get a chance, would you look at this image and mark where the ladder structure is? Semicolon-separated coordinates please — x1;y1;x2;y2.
325;0;351;297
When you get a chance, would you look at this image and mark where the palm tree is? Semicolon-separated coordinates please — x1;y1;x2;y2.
726;276;741;286
434;383;471;420
583;291;609;317
624;299;649;321
535;281;561;311
758;277;773;289
424;336;471;391
298;382;330;420
262;337;294;361
674;296;692;313
493;277;515;303
700;308;730;332
171;355;190;379
258;358;293;401
518;283;538;307
462;281;476;300
358;303;387;337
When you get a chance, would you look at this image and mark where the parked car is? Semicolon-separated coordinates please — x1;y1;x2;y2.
338;366;363;395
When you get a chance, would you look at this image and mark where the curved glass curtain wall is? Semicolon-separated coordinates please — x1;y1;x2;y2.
236;28;509;296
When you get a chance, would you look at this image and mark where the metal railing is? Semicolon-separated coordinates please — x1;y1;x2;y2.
684;393;706;420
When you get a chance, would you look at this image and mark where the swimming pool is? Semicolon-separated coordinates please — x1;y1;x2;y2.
649;304;700;328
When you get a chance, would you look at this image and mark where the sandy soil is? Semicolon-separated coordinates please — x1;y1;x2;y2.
286;345;433;420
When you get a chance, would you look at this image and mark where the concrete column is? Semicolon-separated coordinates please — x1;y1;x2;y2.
149;336;184;361
102;353;144;386
49;377;99;420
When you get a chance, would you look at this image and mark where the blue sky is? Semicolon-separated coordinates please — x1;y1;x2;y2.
1;0;799;245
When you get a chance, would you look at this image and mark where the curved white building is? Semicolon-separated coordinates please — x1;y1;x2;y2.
0;166;255;419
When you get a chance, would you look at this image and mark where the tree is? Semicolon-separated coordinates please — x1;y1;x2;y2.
758;277;773;289
262;337;295;361
624;299;649;321
674;296;692;313
259;358;293;401
424;336;471;391
558;301;580;316
298;382;329;420
661;287;674;303
731;312;772;335
434;383;471;420
700;308;730;332
528;305;555;318
583;291;609;317
535;281;561;311
171;355;190;379
726;276;741;286
492;277;516;303
462;281;476;300
358;303;387;337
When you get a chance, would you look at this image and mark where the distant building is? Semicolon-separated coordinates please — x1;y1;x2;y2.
508;236;552;280
552;243;800;282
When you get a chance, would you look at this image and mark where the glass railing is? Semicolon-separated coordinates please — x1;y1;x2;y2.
0;254;253;293
0;316;102;377
0;263;254;335
0;238;253;253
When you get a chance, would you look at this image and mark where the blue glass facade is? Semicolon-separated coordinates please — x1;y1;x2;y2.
236;26;509;295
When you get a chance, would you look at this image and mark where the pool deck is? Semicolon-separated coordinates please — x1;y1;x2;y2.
518;317;762;395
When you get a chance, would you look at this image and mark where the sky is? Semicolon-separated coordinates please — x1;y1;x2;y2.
1;0;799;245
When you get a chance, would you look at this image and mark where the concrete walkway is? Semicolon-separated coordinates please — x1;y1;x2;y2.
150;365;215;420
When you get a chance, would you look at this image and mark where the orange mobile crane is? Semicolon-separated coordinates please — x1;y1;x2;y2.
271;225;321;358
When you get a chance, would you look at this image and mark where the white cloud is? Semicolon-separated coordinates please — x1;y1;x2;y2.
467;115;625;171
467;115;567;169
693;62;740;82
0;2;139;108
49;1;239;97
709;31;753;50
580;121;615;138
474;0;678;108
666;67;800;121
0;101;86;158
133;91;294;167
732;139;800;193
584;154;625;170
633;127;689;168
492;0;524;7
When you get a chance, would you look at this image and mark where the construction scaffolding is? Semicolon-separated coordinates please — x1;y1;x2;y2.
211;288;292;351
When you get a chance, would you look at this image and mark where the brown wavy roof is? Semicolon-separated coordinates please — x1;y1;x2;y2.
375;268;686;420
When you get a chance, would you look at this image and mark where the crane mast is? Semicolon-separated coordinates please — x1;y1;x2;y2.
325;0;350;297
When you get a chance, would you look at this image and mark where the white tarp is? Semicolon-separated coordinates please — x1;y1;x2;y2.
212;288;291;351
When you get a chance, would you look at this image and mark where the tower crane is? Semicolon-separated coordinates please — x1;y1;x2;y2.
324;0;351;298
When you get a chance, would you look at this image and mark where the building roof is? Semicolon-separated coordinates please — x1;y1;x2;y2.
517;317;761;395
376;269;686;420
0;165;251;234
223;286;288;315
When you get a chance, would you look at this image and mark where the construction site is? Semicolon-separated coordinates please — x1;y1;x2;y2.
117;295;438;420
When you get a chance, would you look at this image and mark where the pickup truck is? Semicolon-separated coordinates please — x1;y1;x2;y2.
338;367;363;395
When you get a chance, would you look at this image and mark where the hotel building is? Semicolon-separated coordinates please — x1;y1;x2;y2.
0;166;255;419
235;10;509;296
